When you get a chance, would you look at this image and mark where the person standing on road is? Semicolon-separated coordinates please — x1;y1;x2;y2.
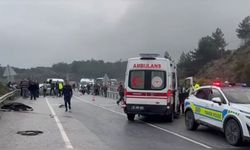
62;82;73;112
116;82;124;105
55;81;59;97
103;84;108;98
43;82;48;97
28;81;37;100
58;82;63;97
35;81;39;98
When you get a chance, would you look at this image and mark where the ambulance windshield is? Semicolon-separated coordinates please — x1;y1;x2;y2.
129;70;166;90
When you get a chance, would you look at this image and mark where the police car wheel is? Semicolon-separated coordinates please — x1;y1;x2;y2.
127;114;135;121
185;110;199;130
224;119;242;146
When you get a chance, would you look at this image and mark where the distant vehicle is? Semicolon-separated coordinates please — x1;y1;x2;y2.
46;78;65;84
39;83;51;95
95;77;104;85
123;53;179;121
79;78;94;94
185;85;250;146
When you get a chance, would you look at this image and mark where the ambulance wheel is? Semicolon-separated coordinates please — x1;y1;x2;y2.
185;110;199;130
166;111;174;122
224;119;242;146
127;114;135;121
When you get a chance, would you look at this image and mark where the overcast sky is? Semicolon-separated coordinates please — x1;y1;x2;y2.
1;0;250;68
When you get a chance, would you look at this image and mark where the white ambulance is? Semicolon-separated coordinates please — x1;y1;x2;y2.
123;54;179;121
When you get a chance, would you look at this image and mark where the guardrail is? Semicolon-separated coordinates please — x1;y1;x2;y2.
0;90;19;105
107;91;119;100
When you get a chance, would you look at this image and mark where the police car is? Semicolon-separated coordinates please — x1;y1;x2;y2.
184;84;250;145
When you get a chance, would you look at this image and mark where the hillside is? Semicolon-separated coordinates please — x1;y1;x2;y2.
0;60;127;83
197;45;250;85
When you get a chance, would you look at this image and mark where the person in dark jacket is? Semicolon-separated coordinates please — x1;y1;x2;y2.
62;82;73;112
103;84;108;98
28;81;37;100
116;82;124;105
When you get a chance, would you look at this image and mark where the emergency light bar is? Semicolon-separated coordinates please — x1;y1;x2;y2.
139;53;160;58
139;53;160;60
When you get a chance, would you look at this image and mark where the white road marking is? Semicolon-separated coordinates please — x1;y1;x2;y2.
144;122;212;149
74;96;125;116
74;95;212;149
100;104;118;107
45;98;74;149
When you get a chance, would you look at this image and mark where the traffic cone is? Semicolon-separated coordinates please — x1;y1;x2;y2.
92;96;95;101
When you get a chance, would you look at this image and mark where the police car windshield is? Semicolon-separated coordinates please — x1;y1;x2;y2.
222;88;250;104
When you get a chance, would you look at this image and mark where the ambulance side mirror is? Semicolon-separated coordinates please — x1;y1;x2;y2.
212;97;222;105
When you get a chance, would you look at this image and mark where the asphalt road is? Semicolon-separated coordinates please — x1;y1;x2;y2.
0;92;250;150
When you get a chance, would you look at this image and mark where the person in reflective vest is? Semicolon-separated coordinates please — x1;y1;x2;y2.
58;82;64;97
194;83;200;90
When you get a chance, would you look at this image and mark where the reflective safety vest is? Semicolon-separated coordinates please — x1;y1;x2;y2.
59;83;63;90
194;83;200;90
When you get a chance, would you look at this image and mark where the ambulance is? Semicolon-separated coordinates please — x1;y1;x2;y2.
123;54;179;121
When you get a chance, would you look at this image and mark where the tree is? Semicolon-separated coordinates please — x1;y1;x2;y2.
177;52;196;78
236;16;250;45
52;62;69;73
212;28;227;57
164;51;172;60
193;36;218;63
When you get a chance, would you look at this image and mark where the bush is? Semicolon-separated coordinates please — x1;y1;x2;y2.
0;83;8;96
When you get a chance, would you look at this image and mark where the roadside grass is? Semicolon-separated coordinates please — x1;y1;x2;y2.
0;83;8;96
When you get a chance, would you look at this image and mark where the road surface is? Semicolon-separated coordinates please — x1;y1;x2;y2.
0;92;249;150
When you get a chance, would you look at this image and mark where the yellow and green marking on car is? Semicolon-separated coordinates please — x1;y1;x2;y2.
185;102;239;122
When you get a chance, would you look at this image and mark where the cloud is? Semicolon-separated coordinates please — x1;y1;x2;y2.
0;0;250;68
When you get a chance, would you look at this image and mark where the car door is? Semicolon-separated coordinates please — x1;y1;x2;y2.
192;88;212;122
206;88;226;128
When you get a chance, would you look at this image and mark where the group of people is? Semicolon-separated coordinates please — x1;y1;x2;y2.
19;80;39;100
19;79;73;112
43;80;64;97
80;83;108;97
19;79;125;112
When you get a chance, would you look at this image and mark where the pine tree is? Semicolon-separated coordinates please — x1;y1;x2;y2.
236;16;250;45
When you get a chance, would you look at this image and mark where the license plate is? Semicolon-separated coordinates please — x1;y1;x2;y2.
131;106;144;110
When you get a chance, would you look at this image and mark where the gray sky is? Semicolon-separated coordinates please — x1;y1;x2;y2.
1;0;250;68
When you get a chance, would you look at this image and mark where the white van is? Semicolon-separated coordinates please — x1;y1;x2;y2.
123;54;179;121
46;78;65;84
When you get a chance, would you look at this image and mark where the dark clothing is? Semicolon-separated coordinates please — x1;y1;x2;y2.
103;86;108;98
117;85;124;97
28;83;37;100
35;83;39;98
62;85;73;111
64;97;71;111
30;90;36;100
117;85;124;104
50;83;56;96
